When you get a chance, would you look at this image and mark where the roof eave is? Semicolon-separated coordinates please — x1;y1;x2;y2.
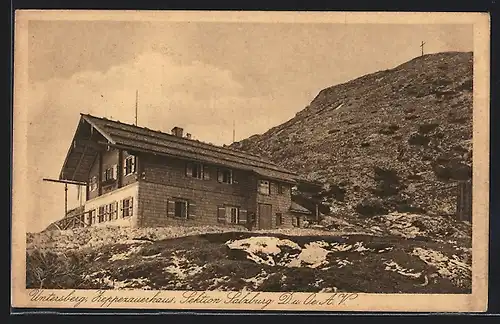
253;171;298;184
59;117;85;180
60;115;115;181
81;114;116;145
290;208;312;215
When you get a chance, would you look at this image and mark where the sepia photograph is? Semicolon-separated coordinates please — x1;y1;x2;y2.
12;10;490;312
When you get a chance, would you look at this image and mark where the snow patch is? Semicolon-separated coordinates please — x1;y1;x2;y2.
226;237;376;269
333;102;344;110
226;236;301;266
163;254;205;279
333;258;353;268
143;253;161;259
85;271;151;289
288;242;330;268
208;276;231;291
111;277;151;289
242;270;271;289
319;287;338;293
411;247;471;285
329;242;354;252
108;245;143;261
384;260;422;279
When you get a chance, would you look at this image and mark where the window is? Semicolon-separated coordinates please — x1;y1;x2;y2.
258;180;270;195
167;199;196;219
98;206;105;223
103;165;117;182
175;201;188;218
226;206;239;224
108;202;117;220
217;206;246;224
278;183;285;194
89;176;98;192
218;169;233;184
104;168;113;181
186;162;203;179
124;156;136;175
276;213;283;226
167;200;188;219
122;197;133;217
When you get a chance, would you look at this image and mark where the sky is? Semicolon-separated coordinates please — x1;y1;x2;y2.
22;18;473;232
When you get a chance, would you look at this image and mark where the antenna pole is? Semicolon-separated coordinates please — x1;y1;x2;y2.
135;90;138;125
64;183;68;217
232;119;235;143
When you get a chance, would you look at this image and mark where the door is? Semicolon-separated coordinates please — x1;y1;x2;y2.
258;203;272;230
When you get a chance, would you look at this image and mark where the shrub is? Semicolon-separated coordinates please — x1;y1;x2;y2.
408;133;430;146
379;124;400;135
258;273;285;292
407;173;423;180
433;162;472;181
373;167;400;183
448;115;469;124
404;114;419;121
371;167;404;198
395;204;426;214
317;183;347;202
355;198;389;217
418;123;439;134
455;79;473;91
26;249;98;289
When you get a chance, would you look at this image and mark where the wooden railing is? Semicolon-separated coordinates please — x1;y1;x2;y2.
50;210;91;231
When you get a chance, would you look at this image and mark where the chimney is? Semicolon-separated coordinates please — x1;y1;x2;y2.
171;126;184;137
186;133;192;139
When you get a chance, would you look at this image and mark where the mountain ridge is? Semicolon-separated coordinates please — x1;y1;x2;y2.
231;51;473;218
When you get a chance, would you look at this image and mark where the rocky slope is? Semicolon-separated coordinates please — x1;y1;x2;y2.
231;52;473;218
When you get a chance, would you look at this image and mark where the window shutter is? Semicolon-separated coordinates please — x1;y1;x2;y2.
112;164;118;179
115;201;119;219
186;163;193;177
225;207;232;223
119;200;123;217
217;170;223;183
129;197;134;216
132;156;137;173
203;166;210;180
239;209;247;224
188;202;197;219
217;206;226;223
167;200;175;218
